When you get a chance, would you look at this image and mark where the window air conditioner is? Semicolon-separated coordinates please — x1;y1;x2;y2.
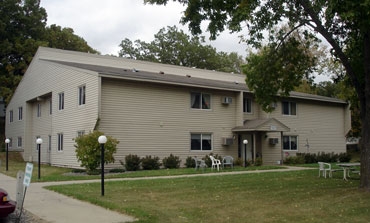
269;138;279;145
222;97;232;105
222;137;234;146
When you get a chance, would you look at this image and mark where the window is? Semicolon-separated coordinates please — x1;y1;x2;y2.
191;92;211;109
78;85;86;105
48;135;52;151
58;92;64;110
282;101;296;115
49;99;52;115
57;133;63;151
37;103;41;117
9;110;13;123
191;133;212;151
243;98;252;113
18;107;23;120
17;137;22;148
283;136;298;151
77;131;85;137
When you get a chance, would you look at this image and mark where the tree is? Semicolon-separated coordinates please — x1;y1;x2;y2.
0;0;47;104
74;131;118;173
145;0;370;190
45;25;99;54
0;0;99;105
119;26;244;73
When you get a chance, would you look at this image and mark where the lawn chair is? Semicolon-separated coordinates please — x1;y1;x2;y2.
209;155;221;171
318;162;331;178
222;156;234;169
193;157;207;171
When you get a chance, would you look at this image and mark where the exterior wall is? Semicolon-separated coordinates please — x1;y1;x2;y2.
268;99;348;158
99;78;239;167
6;57;100;168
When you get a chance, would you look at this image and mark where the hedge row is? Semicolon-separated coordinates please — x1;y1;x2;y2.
284;152;351;164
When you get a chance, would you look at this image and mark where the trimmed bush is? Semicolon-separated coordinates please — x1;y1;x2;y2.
185;156;196;168
162;154;181;169
254;157;263;166
338;152;352;162
123;154;141;171
141;155;161;170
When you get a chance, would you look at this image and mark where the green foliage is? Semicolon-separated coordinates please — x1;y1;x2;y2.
254;157;263;166
185;156;196;168
162;154;181;169
118;25;244;74
123;154;141;171
141;155;161;170
284;156;305;165
338;153;352;163
74;131;118;172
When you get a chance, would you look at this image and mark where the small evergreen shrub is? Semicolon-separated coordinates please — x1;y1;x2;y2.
141;155;161;170
284;156;305;164
109;168;125;173
338;152;352;162
162;154;181;169
123;154;141;171
254;157;263;166
234;157;243;166
185;156;196;168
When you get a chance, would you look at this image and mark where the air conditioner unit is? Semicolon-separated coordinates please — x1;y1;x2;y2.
222;97;232;105
269;138;279;145
222;137;234;146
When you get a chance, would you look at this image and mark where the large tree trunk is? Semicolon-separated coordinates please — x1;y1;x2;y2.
359;31;370;190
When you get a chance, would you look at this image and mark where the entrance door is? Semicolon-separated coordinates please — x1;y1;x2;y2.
240;134;253;165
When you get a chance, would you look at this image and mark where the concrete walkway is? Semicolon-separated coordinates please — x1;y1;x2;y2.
0;166;311;223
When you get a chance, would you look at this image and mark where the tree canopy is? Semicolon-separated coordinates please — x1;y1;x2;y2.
0;0;98;104
118;26;244;73
145;0;370;190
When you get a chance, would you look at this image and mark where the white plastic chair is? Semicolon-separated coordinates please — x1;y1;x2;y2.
318;162;331;178
222;156;234;169
193;157;207;170
210;155;221;171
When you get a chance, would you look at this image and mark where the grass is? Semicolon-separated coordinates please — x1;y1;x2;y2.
2;152;369;223
46;170;369;223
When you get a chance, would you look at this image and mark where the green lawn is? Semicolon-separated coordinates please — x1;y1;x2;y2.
46;170;369;223
2;152;369;223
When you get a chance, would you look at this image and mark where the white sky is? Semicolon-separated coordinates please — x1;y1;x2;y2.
40;0;331;82
40;0;248;56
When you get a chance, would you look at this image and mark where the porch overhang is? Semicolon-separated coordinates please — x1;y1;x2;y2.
232;118;290;132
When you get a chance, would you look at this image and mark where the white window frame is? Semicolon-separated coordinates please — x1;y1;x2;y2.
17;137;22;148
9;110;13;123
190;133;213;151
190;92;211;110
18;106;23;120
282;101;297;116
78;85;86;106
58;92;64;110
37;103;41;117
283;136;298;151
243;98;252;113
57;133;63;151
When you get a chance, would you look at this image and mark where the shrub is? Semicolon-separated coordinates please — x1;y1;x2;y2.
284;156;305;164
338;152;352;162
141;155;161;170
162;154;181;169
109;168;125;173
74;131;118;172
317;152;338;163
204;153;222;167
234;157;243;166
123;154;141;171
254;157;263;166
185;156;196;168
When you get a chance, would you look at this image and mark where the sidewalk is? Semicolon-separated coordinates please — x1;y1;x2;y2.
0;166;310;223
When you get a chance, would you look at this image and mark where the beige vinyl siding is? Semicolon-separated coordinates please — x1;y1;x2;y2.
99;78;239;167
271;100;347;155
6;56;100;168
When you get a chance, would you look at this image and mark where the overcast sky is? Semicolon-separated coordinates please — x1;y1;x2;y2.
40;0;248;56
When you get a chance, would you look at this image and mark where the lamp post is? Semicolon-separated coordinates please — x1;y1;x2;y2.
98;135;107;196
36;138;43;179
243;139;248;168
5;138;10;171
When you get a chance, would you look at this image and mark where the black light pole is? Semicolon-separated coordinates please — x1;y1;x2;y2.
98;135;107;196
36;138;43;179
243;139;248;168
5;139;10;171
